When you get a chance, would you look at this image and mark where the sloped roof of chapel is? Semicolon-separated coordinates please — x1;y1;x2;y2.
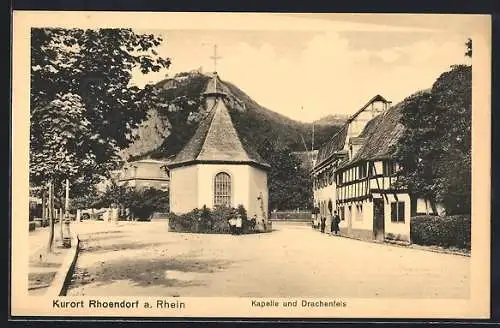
167;74;270;170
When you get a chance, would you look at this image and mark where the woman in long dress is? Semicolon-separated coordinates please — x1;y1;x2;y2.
235;214;243;235
228;217;236;234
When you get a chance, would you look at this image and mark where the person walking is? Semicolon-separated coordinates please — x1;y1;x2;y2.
331;210;341;235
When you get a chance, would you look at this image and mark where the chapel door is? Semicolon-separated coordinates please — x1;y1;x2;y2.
373;198;385;241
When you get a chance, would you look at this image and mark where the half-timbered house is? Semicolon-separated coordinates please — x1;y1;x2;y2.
312;95;392;234
313;91;444;242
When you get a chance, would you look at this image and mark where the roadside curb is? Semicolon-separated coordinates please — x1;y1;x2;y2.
46;233;81;297
320;231;470;257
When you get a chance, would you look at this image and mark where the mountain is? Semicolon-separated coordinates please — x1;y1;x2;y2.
314;114;349;126
123;71;343;161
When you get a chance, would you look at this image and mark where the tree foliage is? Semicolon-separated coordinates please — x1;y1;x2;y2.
30;28;170;194
258;139;313;211
95;182;169;219
465;38;472;58
394;64;471;215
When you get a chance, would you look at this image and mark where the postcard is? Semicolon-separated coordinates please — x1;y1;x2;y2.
11;11;491;319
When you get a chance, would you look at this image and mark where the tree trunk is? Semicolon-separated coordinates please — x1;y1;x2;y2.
47;181;54;252
41;190;46;221
65;179;69;215
59;199;64;243
430;199;438;216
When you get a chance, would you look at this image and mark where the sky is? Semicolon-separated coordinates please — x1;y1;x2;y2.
129;14;474;123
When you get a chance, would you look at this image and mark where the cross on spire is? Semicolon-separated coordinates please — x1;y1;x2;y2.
210;44;222;73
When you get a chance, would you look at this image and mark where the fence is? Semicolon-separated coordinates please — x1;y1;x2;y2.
270;211;312;221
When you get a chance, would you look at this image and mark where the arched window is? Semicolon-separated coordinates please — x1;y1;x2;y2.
214;172;231;207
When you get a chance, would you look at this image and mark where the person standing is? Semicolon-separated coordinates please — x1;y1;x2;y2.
235;214;243;235
331;210;341;235
251;215;257;231
228;217;236;235
320;217;326;233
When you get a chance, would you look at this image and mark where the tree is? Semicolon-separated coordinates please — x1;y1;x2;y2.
94;181;132;209
258;138;313;211
465;38;472;58
31;28;170;187
394;64;471;215
97;183;169;220
430;65;471;214
30;28;171;250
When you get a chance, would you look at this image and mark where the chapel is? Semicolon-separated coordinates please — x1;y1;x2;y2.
166;71;271;231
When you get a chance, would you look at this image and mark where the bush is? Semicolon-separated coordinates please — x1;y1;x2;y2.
168;205;255;234
410;215;471;250
128;188;169;220
96;182;169;220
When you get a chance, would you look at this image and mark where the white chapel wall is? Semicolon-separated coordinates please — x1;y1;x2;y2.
247;166;269;219
170;165;198;214
196;164;251;211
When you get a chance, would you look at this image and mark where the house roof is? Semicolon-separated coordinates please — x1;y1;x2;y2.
349;136;366;145
315;125;348;167
337;90;431;170
314;95;390;169
346;94;390;124
129;159;168;165
167;74;270;170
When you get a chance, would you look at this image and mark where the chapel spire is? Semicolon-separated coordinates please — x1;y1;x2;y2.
203;44;225;98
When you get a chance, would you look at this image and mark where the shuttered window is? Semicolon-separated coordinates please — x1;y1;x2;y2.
391;201;405;222
214;172;231;207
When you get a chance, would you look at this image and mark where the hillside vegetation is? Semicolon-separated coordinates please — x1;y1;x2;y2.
313;114;349;126
124;71;342;161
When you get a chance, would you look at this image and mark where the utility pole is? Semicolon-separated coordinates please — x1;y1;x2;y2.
312;119;315;166
301;105;315;167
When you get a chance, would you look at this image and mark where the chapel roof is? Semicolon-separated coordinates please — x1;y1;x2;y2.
167;73;270;170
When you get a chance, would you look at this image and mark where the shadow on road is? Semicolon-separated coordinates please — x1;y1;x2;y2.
79;241;167;254
69;256;233;290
